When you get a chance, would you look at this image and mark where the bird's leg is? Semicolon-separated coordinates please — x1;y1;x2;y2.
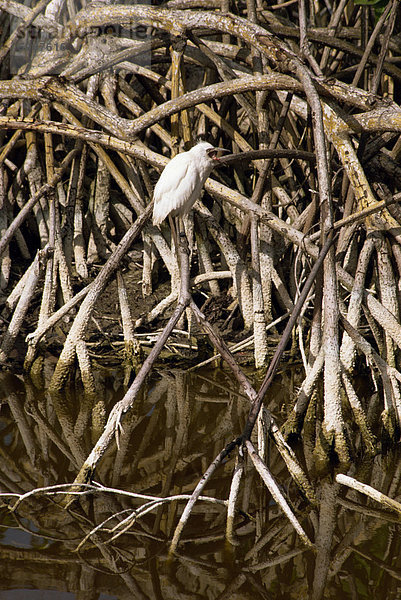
175;216;191;307
175;215;190;257
168;214;178;253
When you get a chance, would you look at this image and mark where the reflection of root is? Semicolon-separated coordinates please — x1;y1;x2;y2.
169;435;315;556
110;405;125;450
246;440;313;548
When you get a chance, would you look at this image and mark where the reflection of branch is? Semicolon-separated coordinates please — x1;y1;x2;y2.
169;438;239;554
245;547;307;573
226;452;244;546
1;481;228;555
95;492;226;546
246;440;313;548
337;473;401;516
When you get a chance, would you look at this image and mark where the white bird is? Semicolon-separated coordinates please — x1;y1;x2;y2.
152;142;228;226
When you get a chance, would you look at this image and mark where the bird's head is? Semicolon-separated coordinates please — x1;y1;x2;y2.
193;141;229;164
207;147;230;162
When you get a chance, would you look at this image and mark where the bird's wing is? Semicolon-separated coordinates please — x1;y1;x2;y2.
153;155;191;201
153;155;196;224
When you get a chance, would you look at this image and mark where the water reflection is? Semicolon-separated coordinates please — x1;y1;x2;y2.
0;368;400;598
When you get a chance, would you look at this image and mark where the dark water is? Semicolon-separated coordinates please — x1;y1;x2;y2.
0;366;401;599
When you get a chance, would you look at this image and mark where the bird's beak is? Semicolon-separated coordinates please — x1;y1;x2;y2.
207;148;230;161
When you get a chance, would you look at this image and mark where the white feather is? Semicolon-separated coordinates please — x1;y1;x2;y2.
152;142;217;226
